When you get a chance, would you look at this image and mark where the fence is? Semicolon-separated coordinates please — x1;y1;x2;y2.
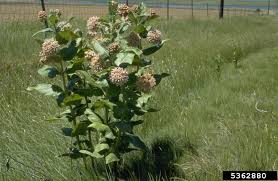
0;0;277;21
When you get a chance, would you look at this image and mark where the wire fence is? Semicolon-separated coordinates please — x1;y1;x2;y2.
0;0;277;21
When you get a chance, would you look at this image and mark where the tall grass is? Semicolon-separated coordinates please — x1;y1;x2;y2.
0;16;278;180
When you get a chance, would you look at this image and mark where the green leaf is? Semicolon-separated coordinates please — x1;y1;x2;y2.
48;14;58;25
63;94;82;106
110;120;144;132
79;150;103;159
105;153;120;164
66;59;84;74
124;47;142;56
143;40;168;56
94;143;109;153
95;79;109;88
61;127;72;137
136;94;152;108
38;65;59;78
118;22;130;34
115;52;135;66
128;11;137;23
76;87;104;97
154;73;170;85
125;133;147;151
32;28;54;37
85;109;102;122
56;30;79;44
93;41;109;59
89;122;115;140
27;84;63;96
89;122;110;132
134;24;148;38
59;148;82;159
60;40;78;61
93;99;116;110
72;120;90;136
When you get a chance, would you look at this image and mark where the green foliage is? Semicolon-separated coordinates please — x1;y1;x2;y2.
27;1;168;176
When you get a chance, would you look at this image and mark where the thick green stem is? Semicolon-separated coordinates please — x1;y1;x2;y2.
60;61;88;170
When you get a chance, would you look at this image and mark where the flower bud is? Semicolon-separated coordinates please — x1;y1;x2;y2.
127;32;141;47
108;43;120;54
89;54;104;73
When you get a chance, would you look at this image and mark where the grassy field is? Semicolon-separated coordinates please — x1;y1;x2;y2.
0;16;278;181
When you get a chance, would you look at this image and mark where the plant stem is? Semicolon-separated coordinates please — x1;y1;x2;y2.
60;61;88;170
82;67;95;169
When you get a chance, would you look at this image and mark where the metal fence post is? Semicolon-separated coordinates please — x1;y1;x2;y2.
126;0;129;6
267;0;270;15
40;0;48;28
219;0;224;19
191;0;194;18
167;0;169;20
207;3;209;17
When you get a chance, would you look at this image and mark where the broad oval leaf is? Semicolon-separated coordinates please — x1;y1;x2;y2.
27;84;63;97
125;133;147;151
94;143;109;153
61;127;73;137
60;40;78;61
79;150;103;159
72;120;91;136
143;40;168;56
93;41;109;59
63;94;82;106
38;65;59;78
85;109;102;123
154;73;170;85
115;52;135;66
89;122;115;139
105;153;120;164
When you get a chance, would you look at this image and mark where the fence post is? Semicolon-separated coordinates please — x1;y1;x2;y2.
191;0;194;18
219;0;224;19
40;0;48;28
167;0;169;20
207;3;209;17
126;0;129;6
267;0;270;15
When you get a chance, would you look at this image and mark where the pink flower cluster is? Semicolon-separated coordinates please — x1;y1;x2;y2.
136;73;156;92
147;30;162;44
109;67;129;86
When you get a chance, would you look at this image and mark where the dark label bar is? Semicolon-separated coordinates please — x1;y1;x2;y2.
223;171;277;180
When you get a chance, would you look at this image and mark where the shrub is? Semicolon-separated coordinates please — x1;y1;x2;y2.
28;1;168;175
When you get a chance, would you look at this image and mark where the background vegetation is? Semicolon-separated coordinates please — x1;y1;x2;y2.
0;16;278;180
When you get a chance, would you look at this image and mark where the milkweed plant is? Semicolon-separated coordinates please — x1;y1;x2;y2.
28;1;169;172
